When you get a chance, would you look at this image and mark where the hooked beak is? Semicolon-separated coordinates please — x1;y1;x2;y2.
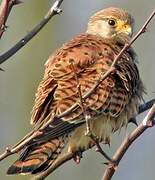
124;25;132;36
116;21;132;37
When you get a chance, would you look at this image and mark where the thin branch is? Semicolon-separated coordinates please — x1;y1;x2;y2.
102;103;155;180
0;0;63;64
0;113;56;161
138;98;155;114
0;0;22;38
0;130;43;161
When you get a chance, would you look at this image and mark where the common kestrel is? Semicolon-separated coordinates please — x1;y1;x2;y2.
7;7;144;177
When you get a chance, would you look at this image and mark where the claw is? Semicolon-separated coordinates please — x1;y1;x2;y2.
129;118;138;126
73;152;83;164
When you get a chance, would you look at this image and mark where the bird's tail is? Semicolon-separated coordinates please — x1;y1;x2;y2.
7;136;66;175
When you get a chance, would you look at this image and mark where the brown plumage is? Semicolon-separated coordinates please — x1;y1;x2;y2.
7;7;144;176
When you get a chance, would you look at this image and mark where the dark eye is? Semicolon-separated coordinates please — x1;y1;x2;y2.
108;19;116;26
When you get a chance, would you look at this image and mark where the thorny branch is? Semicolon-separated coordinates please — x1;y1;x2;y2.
0;0;63;64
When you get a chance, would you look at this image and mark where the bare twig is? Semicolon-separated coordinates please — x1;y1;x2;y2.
0;113;56;162
0;130;43;161
102;103;155;180
0;0;22;38
138;98;155;114
0;0;63;64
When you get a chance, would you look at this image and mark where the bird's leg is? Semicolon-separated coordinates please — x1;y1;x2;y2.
70;61;116;166
70;61;93;136
84;112;92;136
76;90;116;166
90;135;118;169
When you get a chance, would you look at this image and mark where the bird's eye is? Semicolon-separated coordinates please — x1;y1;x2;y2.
108;19;116;26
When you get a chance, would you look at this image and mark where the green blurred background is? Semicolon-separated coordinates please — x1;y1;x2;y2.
0;0;155;179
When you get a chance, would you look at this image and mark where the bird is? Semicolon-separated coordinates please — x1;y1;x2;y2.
7;7;144;177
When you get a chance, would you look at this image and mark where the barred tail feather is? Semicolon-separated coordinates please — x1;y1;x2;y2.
7;137;66;175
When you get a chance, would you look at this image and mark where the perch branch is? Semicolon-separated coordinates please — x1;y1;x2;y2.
0;113;56;161
102;103;155;180
0;0;63;64
0;0;22;38
29;101;155;180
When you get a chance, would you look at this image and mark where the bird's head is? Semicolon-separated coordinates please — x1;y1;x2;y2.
87;7;134;40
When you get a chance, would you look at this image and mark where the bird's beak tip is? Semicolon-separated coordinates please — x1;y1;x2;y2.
125;26;132;36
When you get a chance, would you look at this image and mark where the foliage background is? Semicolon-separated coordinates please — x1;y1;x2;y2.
0;0;155;179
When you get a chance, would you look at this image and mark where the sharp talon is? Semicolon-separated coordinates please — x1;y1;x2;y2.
129;118;138;126
73;152;82;164
95;147;100;152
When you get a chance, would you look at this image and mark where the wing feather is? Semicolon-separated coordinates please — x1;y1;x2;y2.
31;34;140;139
